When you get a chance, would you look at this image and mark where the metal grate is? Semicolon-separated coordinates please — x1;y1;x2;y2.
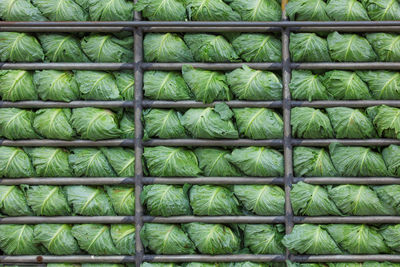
2;7;400;267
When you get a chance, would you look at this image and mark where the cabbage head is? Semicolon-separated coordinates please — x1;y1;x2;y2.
106;186;135;215
0;32;44;62
0;0;47;21
141;184;191;216
230;0;281;21
143;71;192;100
115;71;134;101
380;224;400;252
144;33;193;63
367;105;400;139
226;147;284;177
285;0;329;21
33;109;76;140
357;71;400;100
183;223;240;254
289;70;330;101
143;146;201;177
367;33;400;62
293;147;338;177
184;34;239;63
0;108;39;140
25;147;73;177
226;65;282;100
290;33;330;62
69;148;117;177
101;147;135;177
326;0;370;21
195;148;242;177
0;224;43;255
232;34;281;62
144;109;187;139
186;0;240;21
38;34;89;62
141;223;195;254
0;185;32;216
34;70;79;102
120;111;135;139
72;224;118;255
134;0;187;21
382;145;400;176
34;224;80;255
88;0;133;21
0;70;37;101
110;224;135;255
362;0;400;20
243;224;285;254
0;147;35;178
32;0;88;21
189;185;240;216
26;185;71;216
291;107;334;139
75;71;121;100
375;185;400;214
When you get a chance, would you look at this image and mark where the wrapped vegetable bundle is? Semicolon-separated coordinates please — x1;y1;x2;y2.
242;224;285;254
291;107;333;139
289;70;331;101
231;34;282;62
293;147;338;177
367;105;400;139
0;185;134;216
0;224;135;255
143;71;192;101
144;33;193;63
195;148;242;177
289;33;331;62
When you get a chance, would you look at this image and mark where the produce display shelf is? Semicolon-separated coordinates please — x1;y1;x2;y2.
1;8;400;267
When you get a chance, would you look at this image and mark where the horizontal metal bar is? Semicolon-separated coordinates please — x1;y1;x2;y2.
0;63;135;70
143;139;283;147
143;100;282;108
0;178;134;185
142;63;282;71
293;255;400;263
294;177;400;185
0;27;133;32
0;139;135;147
142;177;284;185
292;139;400;146
291;62;400;70
143;255;286;263
293;216;400;224
143;27;281;32
143;216;285;224
292;26;400;32
0;216;134;224
291;100;400;108
0;256;135;264
0;101;134;108
2;21;400;27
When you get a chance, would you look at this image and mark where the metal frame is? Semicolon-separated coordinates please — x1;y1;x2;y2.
2;9;400;266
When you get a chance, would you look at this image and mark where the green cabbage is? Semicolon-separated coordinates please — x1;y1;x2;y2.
230;0;281;21
382;145;400;176
357;71;400;100
75;71;121;100
34;70;79;102
143;71;192;100
186;0;240;21
0;70;37;101
144;33;193;63
0;0;47;21
184;34;239;63
226;65;282;100
0;32;44;62
69;148;117;177
25;147;73;177
290;33;331;62
367;105;400;138
0;147;35;178
289;70;330;101
367;33;400;62
71;224;118;255
101;147;135;177
375;185;400;214
120;111;135;139
38;34;89;62
110;224;135;255
0;108;40;140
362;0;400;20
88;0;133;21
34;224;80;255
195;148;242;177
326;0;370;21
0;224;43;255
232;34;281;62
106;186;135;215
26;185;71;215
144;109;187;138
141;184;191;216
0;185;32;216
33;109;76;140
380;224;400;252
293;147;338;177
291;107;334;139
285;0;329;21
115;71;134;101
32;0;88;21
243;224;285;254
134;0;187;21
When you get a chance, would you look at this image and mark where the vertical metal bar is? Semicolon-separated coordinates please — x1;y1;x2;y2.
281;1;294;264
134;4;144;267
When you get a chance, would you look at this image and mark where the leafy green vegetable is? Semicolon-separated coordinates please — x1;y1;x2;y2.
243;224;285;254
329;143;389;177
0;0;47;21
189;185;240;216
293;147;338;177
0;224;42;255
38;34;89;62
144;109;186;139
72;224;118;255
115;71;134;100
375;185;400;214
321;70;372;100
34;224;80;255
32;0;88;21
141;184;191;216
134;0;187;21
195;148;241;177
291;182;341;216
234;108;283;139
291;107;334;139
75;71;121;100
26;185;70;216
282;224;342;254
327;32;377;62
329;185;393;215
182;65;231;103
184;223;240;254
0;185;32;216
0;32;44;62
81;34;133;63
362;0;400;20
289;70;330;101
232;34;282;62
66;186;115;216
106;186;135;215
141;223;195;254
143;146;201;177
233;185;285;215
285;0;330;20
367;105;400;138
0;147;35;178
110;224;135;255
327;224;389;254
367;33;400;62
33;108;75;140
143;71;192;100
290;33;331;62
230;0;281;21
69;148;117;177
144;33;193;63
326;0;370;21
34;70;79;102
26;147;72;177
380;224;400;252
357;71;400;100
0;70;37;101
382;145;400;176
184;34;239;63
226;65;282;100
88;0;133;21
71;108;121;140
186;0;240;21
226;147;284;177
0;108;40;140
326;107;377;139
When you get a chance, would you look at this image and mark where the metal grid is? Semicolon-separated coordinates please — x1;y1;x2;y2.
2;8;400;267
